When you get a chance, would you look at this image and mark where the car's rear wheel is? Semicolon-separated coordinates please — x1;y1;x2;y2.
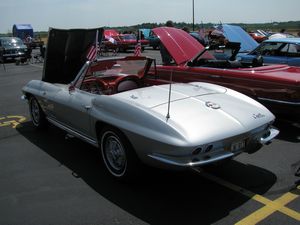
29;96;47;129
100;126;140;180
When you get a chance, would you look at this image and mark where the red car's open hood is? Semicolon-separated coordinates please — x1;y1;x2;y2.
153;27;213;65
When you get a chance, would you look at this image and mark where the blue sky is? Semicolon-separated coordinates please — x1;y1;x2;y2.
0;0;299;33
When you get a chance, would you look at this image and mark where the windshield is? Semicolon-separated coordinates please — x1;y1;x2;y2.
1;37;24;47
75;57;153;95
90;58;148;77
122;35;136;40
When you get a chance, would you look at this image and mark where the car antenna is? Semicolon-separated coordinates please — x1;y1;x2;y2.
166;69;173;121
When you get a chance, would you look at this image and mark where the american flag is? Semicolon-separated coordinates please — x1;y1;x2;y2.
86;44;98;61
134;41;141;56
86;30;100;61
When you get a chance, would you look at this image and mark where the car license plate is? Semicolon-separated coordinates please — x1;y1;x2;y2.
231;140;246;152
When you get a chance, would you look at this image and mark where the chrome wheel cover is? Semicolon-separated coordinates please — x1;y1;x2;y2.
101;131;127;176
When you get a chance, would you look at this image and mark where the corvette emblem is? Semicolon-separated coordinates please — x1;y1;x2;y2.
130;95;138;99
205;101;221;109
252;113;265;119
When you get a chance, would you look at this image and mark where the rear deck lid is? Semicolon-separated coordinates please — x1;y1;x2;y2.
116;82;227;108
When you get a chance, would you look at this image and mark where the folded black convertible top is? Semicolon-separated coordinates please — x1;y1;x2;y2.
43;27;103;84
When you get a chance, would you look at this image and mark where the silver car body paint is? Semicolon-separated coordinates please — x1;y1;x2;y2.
23;78;278;169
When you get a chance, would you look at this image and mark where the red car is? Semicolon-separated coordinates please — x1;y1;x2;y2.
118;34;149;52
118;34;137;51
249;32;267;43
152;27;300;117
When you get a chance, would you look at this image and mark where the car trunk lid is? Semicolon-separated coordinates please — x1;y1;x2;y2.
116;82;226;108
116;82;273;142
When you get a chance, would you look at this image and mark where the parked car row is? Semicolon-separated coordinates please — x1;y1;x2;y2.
152;27;300;117
103;29;149;52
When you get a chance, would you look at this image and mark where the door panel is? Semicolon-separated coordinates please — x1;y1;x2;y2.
52;87;93;137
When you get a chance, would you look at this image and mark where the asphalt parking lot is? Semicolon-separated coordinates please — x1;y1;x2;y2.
0;49;299;225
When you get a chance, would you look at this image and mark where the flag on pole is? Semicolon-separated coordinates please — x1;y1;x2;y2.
87;29;99;61
86;45;97;61
107;36;117;45
134;30;142;56
134;41;142;56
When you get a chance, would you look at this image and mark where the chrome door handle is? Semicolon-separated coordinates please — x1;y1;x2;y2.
84;105;92;110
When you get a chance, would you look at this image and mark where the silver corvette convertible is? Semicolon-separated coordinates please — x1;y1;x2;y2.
22;28;279;180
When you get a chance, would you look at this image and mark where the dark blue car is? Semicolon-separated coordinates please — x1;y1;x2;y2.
240;38;300;66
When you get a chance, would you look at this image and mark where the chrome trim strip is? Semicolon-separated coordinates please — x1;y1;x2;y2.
47;117;98;147
148;152;234;167
258;97;300;106
157;67;299;88
259;127;279;145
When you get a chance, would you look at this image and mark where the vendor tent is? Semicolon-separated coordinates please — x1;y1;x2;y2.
12;24;34;40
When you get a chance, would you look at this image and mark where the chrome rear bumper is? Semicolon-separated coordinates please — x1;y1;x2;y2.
148;151;235;167
148;127;279;168
259;127;279;145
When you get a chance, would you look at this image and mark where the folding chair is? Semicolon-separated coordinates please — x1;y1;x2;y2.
33;46;45;63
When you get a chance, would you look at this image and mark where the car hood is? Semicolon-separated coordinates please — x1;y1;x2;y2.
116;82;274;142
104;29;119;38
153;25;259;65
220;24;259;52
3;44;27;50
153;27;213;65
3;46;26;51
43;27;103;84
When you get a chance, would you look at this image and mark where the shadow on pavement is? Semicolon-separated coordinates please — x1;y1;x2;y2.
16;121;277;225
274;118;300;143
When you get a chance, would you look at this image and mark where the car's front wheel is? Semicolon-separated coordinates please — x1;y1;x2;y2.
100;126;140;180
29;96;47;129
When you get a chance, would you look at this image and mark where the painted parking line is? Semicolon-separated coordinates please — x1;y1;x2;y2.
0;115;26;128
192;169;300;224
236;190;300;225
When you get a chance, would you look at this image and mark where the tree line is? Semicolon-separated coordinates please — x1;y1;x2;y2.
1;21;299;38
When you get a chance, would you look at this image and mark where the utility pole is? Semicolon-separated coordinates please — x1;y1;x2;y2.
192;0;195;31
